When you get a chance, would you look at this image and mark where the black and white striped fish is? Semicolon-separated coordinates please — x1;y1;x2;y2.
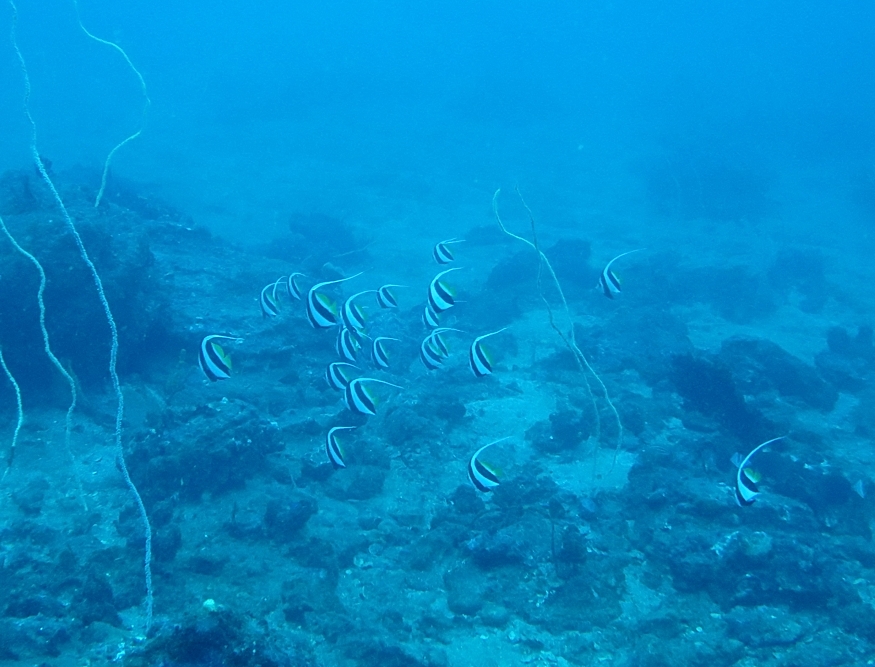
306;273;362;328
420;335;444;370
325;361;358;390
430;329;451;356
433;238;464;264
598;249;644;299
287;272;305;301
423;304;440;329
468;438;508;492
372;337;400;370
260;284;280;318
419;328;460;371
326;426;356;469
469;328;508;378
272;277;286;305
343;377;402;416
336;327;361;362
735;436;784;506
198;335;241;382
341;290;376;333
428;268;462;314
376;284;404;309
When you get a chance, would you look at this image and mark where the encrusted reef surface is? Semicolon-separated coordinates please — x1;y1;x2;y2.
1;169;875;666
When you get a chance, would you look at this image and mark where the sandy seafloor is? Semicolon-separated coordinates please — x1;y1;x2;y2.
2;110;875;667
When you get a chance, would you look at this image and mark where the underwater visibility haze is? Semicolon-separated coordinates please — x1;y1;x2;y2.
1;0;875;665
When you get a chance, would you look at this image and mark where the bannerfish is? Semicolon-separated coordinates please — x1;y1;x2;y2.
598;249;645;299
198;335;241;382
341;290;376;333
430;329;452;356
420;334;444;370
433;238;465;264
343;377;402;416
326;426;356;469
306;273;363;328
469;328;508;378
735;436;785;506
376;284;405;309
336;327;361;362
468;438;509;492
260;284;280;318
372;336;400;370
287;273;306;301
272;277;286;306
423;304;440;329
419;328;461;371
325;361;358;390
428;267;462;314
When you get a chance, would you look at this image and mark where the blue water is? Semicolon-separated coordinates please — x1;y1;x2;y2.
1;1;875;665
3;1;873;242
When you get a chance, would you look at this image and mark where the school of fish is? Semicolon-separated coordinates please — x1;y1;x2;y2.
198;240;785;503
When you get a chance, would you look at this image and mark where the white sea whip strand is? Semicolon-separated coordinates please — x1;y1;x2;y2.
0;346;24;485
0;215;86;508
73;0;151;208
8;0;153;634
492;188;624;468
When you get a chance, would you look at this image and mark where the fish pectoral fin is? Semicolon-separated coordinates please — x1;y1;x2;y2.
213;344;232;368
316;293;337;314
